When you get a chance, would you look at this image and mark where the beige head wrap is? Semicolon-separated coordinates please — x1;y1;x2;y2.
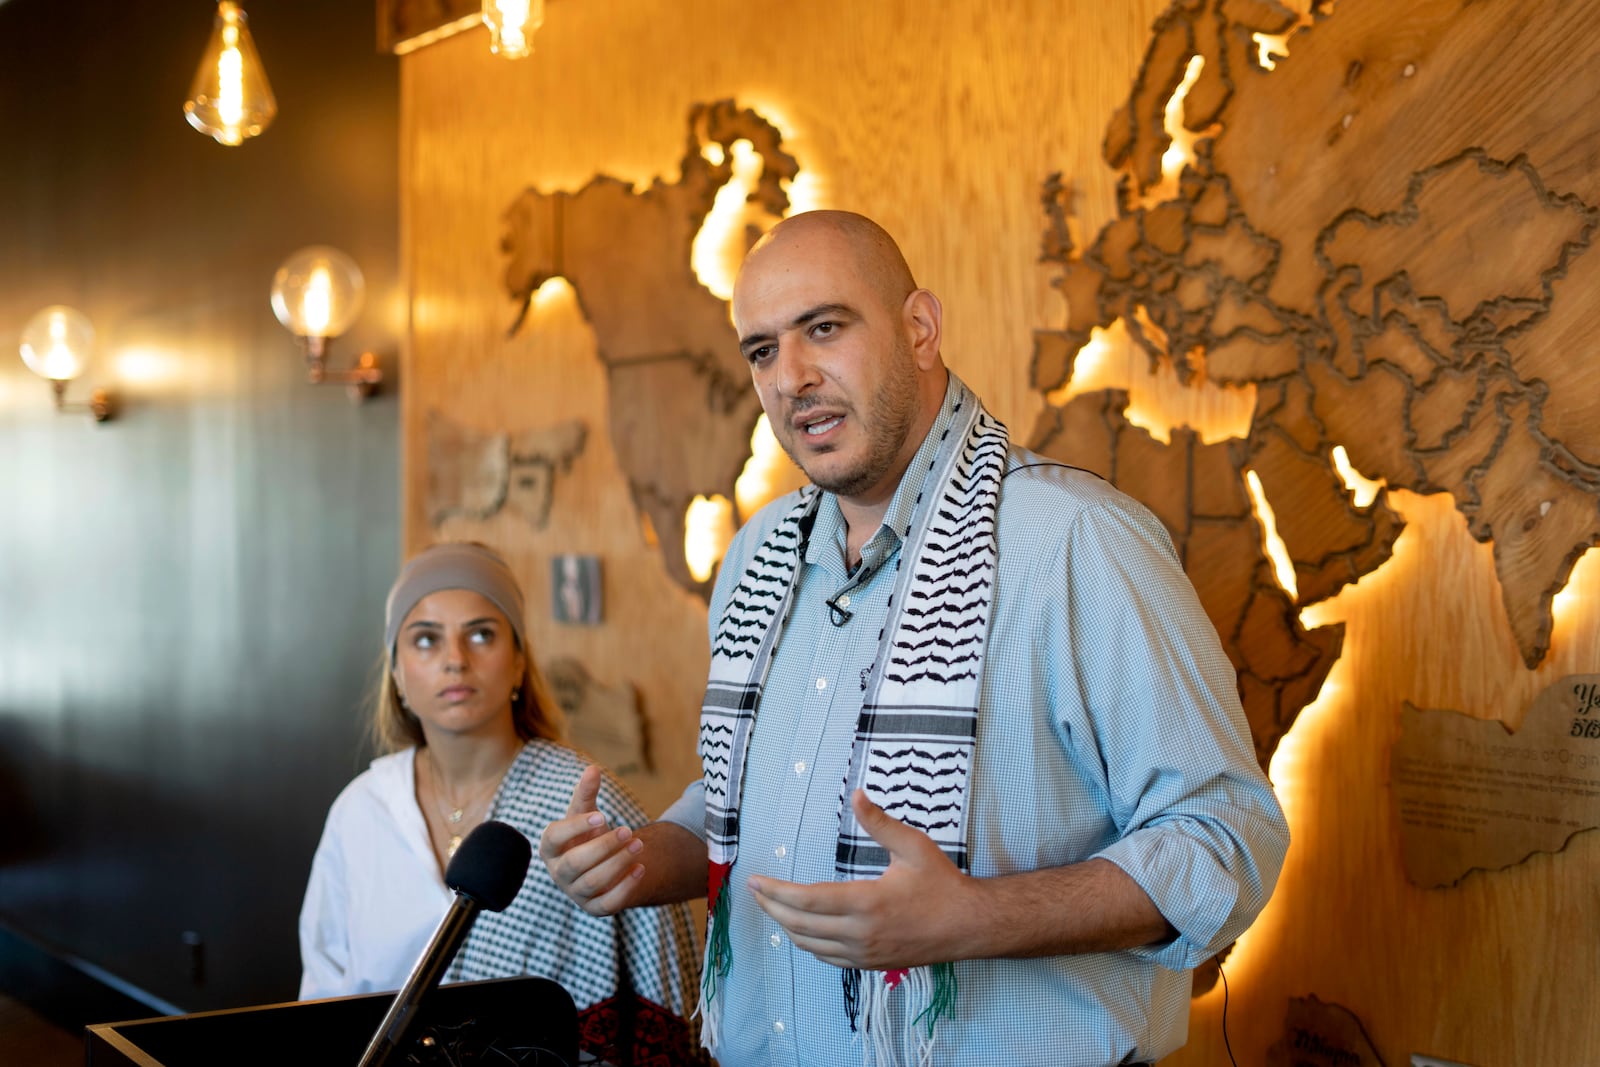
384;543;527;655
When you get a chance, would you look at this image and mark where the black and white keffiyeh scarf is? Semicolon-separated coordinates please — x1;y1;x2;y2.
698;380;1008;1065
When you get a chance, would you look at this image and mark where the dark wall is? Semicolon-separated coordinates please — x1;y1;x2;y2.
0;0;400;1012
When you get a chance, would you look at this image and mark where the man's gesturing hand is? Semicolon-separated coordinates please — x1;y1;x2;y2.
539;764;646;916
747;789;978;971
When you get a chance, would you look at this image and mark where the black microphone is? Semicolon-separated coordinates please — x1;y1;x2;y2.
826;593;854;626
356;819;532;1067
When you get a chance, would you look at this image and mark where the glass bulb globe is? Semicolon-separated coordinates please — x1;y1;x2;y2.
270;247;366;341
19;305;94;382
184;2;277;147
483;0;544;59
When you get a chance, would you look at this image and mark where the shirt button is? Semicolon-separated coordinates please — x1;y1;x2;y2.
773;1020;785;1034
794;760;806;775
836;594;851;609
815;677;827;691
770;933;781;947
774;844;787;858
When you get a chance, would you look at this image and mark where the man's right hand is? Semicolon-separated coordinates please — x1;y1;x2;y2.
540;765;707;915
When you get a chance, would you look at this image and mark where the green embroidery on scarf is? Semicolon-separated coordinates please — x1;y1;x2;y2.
912;962;958;1038
702;879;733;1003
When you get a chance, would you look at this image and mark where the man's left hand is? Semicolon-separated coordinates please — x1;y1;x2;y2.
747;788;977;970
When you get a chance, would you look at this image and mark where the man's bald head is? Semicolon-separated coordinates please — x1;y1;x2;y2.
735;210;918;320
729;210;948;514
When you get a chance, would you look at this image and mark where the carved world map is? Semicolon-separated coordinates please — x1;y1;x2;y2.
497;0;1600;776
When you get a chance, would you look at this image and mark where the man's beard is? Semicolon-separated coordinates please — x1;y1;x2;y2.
786;339;921;499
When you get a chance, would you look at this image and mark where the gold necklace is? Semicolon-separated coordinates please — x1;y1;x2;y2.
422;750;505;858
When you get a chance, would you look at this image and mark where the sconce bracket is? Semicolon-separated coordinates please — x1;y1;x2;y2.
47;378;116;422
304;345;382;403
88;388;115;421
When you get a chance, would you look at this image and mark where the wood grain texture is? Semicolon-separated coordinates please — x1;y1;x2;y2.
399;1;1600;1063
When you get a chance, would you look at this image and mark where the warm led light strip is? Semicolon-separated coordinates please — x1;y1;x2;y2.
391;14;483;56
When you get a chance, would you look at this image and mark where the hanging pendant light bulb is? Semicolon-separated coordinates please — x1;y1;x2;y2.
482;0;545;59
183;2;276;146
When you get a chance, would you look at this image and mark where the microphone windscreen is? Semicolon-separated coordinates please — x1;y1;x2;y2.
444;819;532;912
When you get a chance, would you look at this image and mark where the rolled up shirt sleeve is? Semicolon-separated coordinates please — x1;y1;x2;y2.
657;777;707;843
1053;496;1290;970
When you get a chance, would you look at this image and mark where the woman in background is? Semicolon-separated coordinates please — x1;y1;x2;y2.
298;541;698;1021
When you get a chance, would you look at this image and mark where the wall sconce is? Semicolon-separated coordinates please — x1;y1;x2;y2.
483;0;544;58
270;246;383;402
18;306;115;422
184;2;276;146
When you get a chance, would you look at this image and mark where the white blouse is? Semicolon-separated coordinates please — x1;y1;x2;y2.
297;742;699;1020
298;748;453;1000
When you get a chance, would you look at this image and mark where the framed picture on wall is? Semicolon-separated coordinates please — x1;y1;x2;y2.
551;555;602;625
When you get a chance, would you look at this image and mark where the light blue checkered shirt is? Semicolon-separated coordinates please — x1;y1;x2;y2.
663;378;1289;1066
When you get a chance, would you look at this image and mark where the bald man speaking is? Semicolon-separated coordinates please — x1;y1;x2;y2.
541;211;1289;1067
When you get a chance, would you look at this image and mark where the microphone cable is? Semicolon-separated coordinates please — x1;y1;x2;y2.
1219;959;1237;1067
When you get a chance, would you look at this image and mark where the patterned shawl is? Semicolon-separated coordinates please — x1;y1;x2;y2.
449;740;699;1022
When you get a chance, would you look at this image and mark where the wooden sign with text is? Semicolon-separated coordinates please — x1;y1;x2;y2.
1266;995;1386;1067
1392;675;1600;888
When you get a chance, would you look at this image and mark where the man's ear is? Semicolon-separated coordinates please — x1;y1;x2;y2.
902;288;943;369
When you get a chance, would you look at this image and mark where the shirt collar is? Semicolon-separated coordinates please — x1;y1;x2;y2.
804;372;965;573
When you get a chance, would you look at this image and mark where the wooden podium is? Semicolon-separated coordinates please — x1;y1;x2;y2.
84;976;578;1067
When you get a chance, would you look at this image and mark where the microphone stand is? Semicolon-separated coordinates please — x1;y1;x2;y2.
355;894;478;1067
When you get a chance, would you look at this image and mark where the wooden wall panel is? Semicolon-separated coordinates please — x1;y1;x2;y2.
1241;494;1600;1067
400;2;1600;1063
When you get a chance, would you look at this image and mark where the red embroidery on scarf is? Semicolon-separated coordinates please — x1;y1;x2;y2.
708;860;734;911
